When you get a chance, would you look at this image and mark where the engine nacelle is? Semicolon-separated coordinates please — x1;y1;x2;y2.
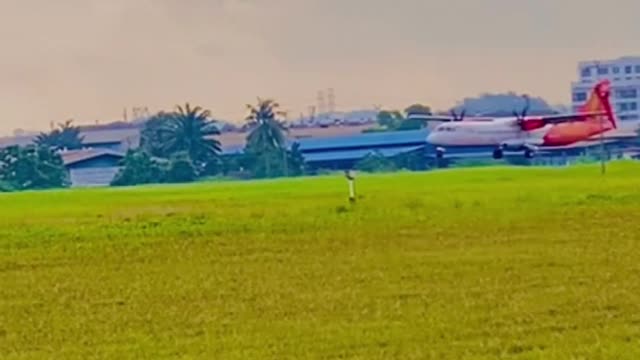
520;118;547;131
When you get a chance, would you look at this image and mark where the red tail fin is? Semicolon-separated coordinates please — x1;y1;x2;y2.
581;80;617;129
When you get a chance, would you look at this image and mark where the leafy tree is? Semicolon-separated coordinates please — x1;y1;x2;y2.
244;98;288;178
202;156;224;177
354;152;396;173
395;118;426;131
376;106;429;131
161;103;222;171
0;181;15;192
166;151;197;183
0;145;70;190
111;149;166;186
287;142;306;176
404;104;432;116
35;120;84;151
218;154;252;179
451;93;556;116
140;112;175;158
393;149;427;171
245;98;287;151
376;110;404;130
243;151;286;179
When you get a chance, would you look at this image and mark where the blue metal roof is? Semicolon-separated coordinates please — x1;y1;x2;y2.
303;145;424;163
221;144;245;155
293;129;429;152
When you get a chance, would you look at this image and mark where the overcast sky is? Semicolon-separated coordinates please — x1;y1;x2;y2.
0;0;638;134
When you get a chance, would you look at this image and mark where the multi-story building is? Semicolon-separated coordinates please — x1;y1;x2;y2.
572;56;640;122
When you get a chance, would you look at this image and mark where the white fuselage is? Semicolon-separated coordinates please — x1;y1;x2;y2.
426;118;551;147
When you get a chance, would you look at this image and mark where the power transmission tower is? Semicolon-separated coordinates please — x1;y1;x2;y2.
317;91;326;119
309;105;316;123
327;88;335;114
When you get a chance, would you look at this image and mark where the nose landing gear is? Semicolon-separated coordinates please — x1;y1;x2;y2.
524;148;535;159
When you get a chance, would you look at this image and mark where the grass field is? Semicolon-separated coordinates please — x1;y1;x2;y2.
2;161;640;359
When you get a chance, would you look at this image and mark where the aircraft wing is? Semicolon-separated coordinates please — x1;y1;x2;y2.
536;139;620;150
535;110;608;124
410;111;608;123
407;114;495;122
586;130;639;141
406;114;455;122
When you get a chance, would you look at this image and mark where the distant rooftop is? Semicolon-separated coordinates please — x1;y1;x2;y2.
81;128;139;145
0;128;140;149
294;129;429;152
303;145;424;163
61;148;125;166
578;56;640;66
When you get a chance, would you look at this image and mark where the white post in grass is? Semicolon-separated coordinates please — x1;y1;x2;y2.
345;170;356;203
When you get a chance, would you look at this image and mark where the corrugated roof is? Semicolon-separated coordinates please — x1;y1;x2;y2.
294;129;429;152
61;149;125;166
81;129;140;144
0;128;140;148
303;145;424;163
0;135;37;148
221;144;245;155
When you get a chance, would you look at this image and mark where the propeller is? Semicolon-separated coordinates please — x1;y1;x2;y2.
513;95;530;127
450;108;466;122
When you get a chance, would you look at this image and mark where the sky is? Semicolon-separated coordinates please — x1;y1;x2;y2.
0;0;638;135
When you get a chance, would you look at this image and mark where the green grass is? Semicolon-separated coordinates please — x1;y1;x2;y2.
2;161;640;359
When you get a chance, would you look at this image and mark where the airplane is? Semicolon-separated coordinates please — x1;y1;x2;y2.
421;79;624;159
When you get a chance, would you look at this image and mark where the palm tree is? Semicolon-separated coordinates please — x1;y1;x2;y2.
245;98;287;150
140;111;175;158
245;98;288;177
35;119;84;151
162;103;221;169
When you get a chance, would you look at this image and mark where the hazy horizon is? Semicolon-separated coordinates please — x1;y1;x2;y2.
1;0;638;135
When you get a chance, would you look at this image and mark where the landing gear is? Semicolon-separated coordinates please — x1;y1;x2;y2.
434;147;446;168
524;148;535;159
494;144;535;160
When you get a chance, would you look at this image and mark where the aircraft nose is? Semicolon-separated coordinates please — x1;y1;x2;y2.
426;131;438;144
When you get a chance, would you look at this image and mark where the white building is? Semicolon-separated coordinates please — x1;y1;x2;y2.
572;56;640;122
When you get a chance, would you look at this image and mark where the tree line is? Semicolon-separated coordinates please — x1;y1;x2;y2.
111;99;306;186
0;98;305;191
0;120;83;191
0;98;435;192
2;96;632;191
